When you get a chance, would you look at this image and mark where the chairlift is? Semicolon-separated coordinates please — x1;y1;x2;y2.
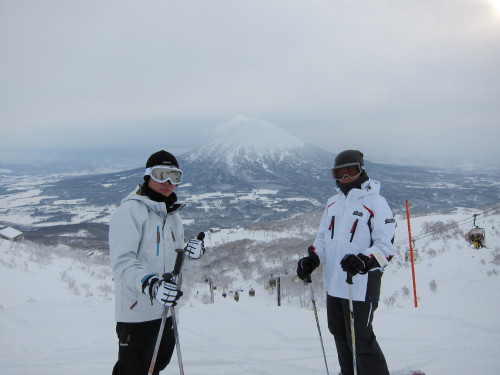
405;240;419;263
466;214;485;249
469;227;485;249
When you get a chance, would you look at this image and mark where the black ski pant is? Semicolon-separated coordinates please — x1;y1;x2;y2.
327;295;389;375
112;317;176;375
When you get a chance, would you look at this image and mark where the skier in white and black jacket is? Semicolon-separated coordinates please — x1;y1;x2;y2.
297;150;396;375
109;150;205;375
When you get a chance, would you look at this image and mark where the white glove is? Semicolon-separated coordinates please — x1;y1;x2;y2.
153;279;182;306
185;238;205;260
142;275;182;306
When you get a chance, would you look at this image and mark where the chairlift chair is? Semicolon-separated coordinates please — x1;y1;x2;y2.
468;214;486;249
405;249;419;262
405;240;419;263
470;227;485;249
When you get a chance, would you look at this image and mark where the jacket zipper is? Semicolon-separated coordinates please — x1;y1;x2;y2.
156;225;160;256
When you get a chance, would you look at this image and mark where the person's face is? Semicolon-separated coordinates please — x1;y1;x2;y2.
148;178;176;197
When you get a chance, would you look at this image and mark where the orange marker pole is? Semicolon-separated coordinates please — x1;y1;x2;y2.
405;200;418;308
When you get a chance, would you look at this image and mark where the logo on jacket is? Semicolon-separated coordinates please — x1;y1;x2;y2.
352;211;363;217
385;218;396;224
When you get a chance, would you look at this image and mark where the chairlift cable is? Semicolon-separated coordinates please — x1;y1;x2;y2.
394;204;500;247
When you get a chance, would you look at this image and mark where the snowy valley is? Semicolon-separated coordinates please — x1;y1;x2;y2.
1;119;499;242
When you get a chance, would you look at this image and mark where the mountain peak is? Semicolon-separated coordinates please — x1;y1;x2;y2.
188;116;306;165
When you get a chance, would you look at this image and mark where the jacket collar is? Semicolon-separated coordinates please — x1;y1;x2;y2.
122;186;186;216
335;178;380;197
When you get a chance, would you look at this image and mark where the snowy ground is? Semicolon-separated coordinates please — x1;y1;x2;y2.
1;209;499;374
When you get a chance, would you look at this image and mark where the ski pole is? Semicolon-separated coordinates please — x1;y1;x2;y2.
149;232;205;375
149;306;171;375
346;271;357;375
148;246;185;375
307;281;330;375
170;247;186;375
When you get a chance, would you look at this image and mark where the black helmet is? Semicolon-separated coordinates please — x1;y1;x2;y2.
334;149;364;169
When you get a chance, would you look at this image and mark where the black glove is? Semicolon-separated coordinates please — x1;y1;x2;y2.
340;253;380;276
297;246;320;283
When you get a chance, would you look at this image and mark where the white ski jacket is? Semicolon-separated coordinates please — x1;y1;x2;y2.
313;179;396;302
109;187;185;323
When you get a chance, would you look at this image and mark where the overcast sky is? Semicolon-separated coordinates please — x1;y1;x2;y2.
1;0;499;168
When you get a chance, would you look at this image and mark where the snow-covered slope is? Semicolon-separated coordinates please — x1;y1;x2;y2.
1;207;499;374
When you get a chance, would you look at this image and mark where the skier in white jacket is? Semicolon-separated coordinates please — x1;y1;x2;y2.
110;150;205;375
297;150;396;375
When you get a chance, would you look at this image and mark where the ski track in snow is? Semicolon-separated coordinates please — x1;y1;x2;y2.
1;210;499;374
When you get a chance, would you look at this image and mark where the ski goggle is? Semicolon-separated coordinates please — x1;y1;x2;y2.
145;166;183;185
332;162;363;181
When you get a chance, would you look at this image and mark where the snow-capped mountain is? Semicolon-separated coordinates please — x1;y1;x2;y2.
188;117;307;165
182;117;333;188
176;118;335;232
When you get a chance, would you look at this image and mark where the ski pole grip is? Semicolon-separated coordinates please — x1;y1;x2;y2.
346;271;353;285
162;272;174;282
303;275;312;285
306;274;312;284
172;249;185;277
